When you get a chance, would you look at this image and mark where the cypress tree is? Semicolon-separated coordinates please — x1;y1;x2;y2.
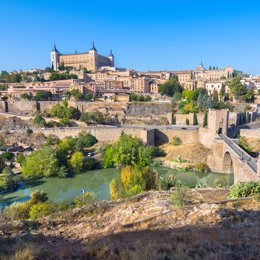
203;112;208;127
173;115;176;125
193;113;198;126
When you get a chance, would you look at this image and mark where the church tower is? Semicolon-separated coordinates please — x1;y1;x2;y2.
50;44;60;71
89;42;98;71
108;49;115;67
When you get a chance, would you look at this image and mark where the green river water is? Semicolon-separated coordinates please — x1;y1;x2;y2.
1;167;233;206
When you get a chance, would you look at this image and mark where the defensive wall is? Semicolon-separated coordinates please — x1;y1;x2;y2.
33;126;200;147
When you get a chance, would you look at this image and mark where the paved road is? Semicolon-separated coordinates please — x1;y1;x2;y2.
219;134;257;173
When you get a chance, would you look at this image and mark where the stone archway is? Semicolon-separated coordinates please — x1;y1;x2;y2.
223;151;234;174
218;127;222;134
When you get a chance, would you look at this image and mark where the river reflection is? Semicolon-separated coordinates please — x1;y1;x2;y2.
1;167;233;206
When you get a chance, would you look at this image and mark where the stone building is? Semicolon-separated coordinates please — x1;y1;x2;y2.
193;63;233;81
50;43;114;71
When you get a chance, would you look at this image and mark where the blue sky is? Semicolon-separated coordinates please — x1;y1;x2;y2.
1;0;260;74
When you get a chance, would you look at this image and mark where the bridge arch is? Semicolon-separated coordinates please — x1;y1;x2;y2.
223;151;234;174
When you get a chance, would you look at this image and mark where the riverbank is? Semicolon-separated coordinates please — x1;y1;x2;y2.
0;190;259;259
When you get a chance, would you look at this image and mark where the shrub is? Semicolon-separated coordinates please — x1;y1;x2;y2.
29;202;56;219
16;153;26;165
125;184;143;197
172;136;182;146
160;175;178;190
194;162;210;172
73;192;96;206
3;202;30;220
121;165;132;190
2;152;14;161
109;179;121;200
33;115;46;125
170;186;188;208
228;181;260;198
29;190;48;205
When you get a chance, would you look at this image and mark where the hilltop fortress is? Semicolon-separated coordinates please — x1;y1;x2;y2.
50;43;114;71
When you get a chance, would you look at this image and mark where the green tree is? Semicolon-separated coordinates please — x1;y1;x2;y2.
193;113;198;126
203;112;208;127
85;92;94;101
34;90;52;101
80;111;104;125
227;77;250;102
159;78;182;96
213;89;219;102
102;145;116;168
69;151;85;173
21;146;60;178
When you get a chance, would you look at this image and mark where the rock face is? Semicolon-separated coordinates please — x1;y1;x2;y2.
0;190;259;259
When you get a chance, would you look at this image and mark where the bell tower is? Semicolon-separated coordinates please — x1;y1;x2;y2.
50;43;60;71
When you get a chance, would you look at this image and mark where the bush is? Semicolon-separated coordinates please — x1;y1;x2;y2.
170;186;188;208
0;172;19;193
2;152;14;161
228;181;260;198
3;202;30;220
172;136;182;146
73;192;96;207
29;202;56;219
29;190;48;205
109;179;121;200
33;115;46;125
16;153;26;165
194;162;210;172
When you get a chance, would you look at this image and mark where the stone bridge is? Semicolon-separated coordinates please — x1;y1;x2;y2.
208;134;260;183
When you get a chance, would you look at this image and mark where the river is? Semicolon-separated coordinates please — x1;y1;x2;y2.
1;167;233;206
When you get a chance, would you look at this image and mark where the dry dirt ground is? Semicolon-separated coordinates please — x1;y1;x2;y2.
246;138;260;153
0;189;259;260
160;143;211;163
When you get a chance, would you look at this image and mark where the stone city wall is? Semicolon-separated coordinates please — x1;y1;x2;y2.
33;126;199;146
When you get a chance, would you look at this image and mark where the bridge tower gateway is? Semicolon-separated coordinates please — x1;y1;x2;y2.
207;109;229;135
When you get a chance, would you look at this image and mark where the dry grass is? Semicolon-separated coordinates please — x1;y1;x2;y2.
160;142;211;163
0;191;259;259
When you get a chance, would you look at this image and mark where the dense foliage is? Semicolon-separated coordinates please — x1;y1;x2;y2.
227;77;254;102
50;101;81;120
159;77;182;96
21;132;98;179
102;133;154;168
130;93;152;102
80;111;104;125
110;165;159;199
3;190;96;220
228;181;260;198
